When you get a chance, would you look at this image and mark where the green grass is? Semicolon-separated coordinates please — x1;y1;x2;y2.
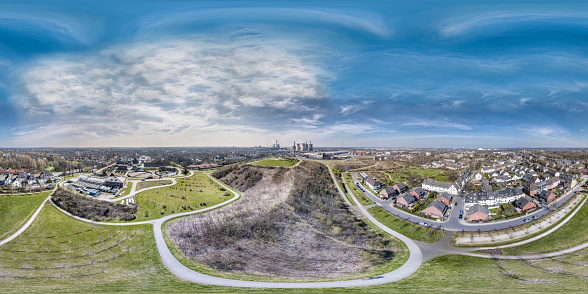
114;183;133;198
129;172;234;222
251;158;300;167
0;192;50;240
2;202;588;292
343;173;374;206
136;180;171;191
367;206;444;243
0;204;218;293
502;194;588;255
387;167;446;183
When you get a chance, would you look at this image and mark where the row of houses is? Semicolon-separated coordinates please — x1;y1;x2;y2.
464;188;526;209
421;178;460;195
0;170;55;189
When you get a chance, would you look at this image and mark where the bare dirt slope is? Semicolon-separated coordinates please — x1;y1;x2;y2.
168;162;399;280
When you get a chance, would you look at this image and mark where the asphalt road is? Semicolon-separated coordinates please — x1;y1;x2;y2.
353;175;587;232
5;168;588;288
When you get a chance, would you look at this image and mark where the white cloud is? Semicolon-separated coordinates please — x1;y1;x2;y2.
400;118;473;131
12;37;326;146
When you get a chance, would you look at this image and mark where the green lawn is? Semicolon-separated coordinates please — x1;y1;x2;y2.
136;180;171;191
1;199;588;292
343;173;374;206
114;183;133;198
368;206;445;243
0;204;214;293
386;168;447;183
503;194;588;255
0;192;50;240
130;172;234;222
251;158;299;167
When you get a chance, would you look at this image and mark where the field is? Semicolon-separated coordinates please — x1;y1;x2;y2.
387;168;448;183
251;158;299;167
136;180;171;191
131;172;233;222
0;192;49;240
503;195;588;255
0;204;208;293
368;206;445;243
114;183;133;198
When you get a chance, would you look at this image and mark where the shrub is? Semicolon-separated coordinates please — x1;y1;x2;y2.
53;188;137;221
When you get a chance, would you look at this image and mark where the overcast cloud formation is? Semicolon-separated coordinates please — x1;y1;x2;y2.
1;0;587;147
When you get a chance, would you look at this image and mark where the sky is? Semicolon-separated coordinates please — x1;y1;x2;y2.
0;0;587;148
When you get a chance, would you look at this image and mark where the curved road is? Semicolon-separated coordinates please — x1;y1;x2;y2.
352;174;587;232
5;168;588;288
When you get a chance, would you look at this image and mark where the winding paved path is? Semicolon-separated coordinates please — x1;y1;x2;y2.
4;166;588;288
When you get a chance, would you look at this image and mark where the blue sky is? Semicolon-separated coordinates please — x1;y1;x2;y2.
0;0;587;147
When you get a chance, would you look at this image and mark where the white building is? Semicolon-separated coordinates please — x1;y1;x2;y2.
422;178;460;195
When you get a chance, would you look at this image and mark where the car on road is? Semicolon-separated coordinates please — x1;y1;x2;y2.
460;210;463;214
459;214;463;219
531;215;538;220
523;218;530;222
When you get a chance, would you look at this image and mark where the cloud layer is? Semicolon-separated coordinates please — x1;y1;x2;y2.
14;35;326;146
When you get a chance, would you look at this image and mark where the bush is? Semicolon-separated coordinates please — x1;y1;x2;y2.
53;188;137;221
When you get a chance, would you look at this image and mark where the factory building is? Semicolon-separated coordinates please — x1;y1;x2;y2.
293;141;313;152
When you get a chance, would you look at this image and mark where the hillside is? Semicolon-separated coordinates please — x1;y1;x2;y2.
167;161;402;280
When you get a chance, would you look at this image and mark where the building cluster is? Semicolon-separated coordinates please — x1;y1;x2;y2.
293;141;313;152
71;176;126;196
0;169;55;189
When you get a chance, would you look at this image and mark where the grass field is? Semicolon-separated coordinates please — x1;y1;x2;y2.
251;158;299;167
0;192;50;240
343;173;374;206
387;168;447;183
0;204;214;293
1;200;588;292
368;206;445;243
136;180;171;191
503;194;588;255
114;184;133;198
130;172;233;222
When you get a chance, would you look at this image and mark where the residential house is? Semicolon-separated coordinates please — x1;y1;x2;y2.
465;188;525;208
409;187;428;200
437;192;454;206
513;197;537;212
380;187;397;200
423;200;448;219
546;177;561;190
365;176;382;190
38;171;53;183
560;174;578;189
421;178;460;195
396;193;417;209
393;183;408;194
545;169;560;178
468;204;490;221
538;190;556;203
